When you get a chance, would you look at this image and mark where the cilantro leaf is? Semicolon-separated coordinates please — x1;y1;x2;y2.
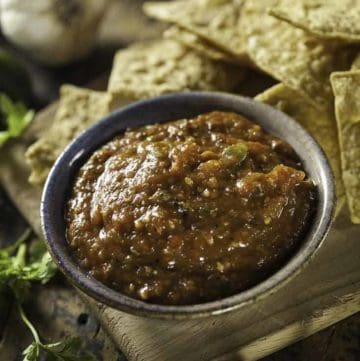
222;142;248;165
23;342;40;361
43;337;98;361
1;230;97;361
22;240;58;285
0;93;34;146
0;230;57;302
19;307;99;361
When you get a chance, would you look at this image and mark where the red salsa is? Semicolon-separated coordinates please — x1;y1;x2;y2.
66;111;315;305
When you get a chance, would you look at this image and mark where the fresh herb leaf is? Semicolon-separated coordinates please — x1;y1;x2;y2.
0;93;34;146
1;230;97;361
20;303;96;361
24;247;58;285
43;337;98;361
23;342;39;361
0;229;57;302
19;302;41;361
222;142;248;166
29;238;49;262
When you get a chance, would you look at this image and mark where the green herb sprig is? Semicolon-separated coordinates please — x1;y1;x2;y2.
0;93;34;146
0;229;97;361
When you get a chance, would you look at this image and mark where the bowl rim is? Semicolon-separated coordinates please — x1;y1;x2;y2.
41;91;335;319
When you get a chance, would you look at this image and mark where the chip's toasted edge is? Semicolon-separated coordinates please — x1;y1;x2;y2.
143;0;250;63
26;85;114;185
268;10;360;42
331;70;360;224
242;0;355;111
255;83;346;216
107;39;245;99
269;0;360;42
164;26;241;65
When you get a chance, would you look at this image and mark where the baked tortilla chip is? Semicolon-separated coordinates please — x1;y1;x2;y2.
143;0;250;64
107;39;244;99
331;71;360;223
26;85;115;185
255;83;345;214
270;0;360;42
164;26;241;65
242;0;354;110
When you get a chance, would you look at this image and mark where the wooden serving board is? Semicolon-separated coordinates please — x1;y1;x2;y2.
0;95;360;361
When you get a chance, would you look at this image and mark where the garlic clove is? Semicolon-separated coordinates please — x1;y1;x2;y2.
0;0;108;66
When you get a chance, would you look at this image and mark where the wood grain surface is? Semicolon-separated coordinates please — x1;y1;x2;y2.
0;89;359;361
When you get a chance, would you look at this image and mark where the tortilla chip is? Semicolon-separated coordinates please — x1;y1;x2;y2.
107;39;245;99
269;0;360;42
164;26;241;65
331;70;360;223
241;0;355;110
352;53;360;69
26;85;115;185
255;83;345;214
143;0;250;64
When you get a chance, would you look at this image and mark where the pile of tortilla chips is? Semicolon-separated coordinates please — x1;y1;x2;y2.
26;0;360;224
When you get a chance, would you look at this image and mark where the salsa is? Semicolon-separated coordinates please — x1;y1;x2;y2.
66;111;315;305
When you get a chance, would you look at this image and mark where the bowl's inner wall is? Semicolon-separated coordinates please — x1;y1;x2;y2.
43;92;332;315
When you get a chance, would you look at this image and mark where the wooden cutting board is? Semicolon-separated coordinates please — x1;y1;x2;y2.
0;94;359;361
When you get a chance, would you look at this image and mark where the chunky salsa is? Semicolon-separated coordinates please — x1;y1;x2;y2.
66;111;315;305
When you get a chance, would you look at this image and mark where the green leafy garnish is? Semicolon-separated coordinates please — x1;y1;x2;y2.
20;304;97;361
0;230;57;301
0;93;34;146
20;301;96;361
0;229;97;361
222;142;248;165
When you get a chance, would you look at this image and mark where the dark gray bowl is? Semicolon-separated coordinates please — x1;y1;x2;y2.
41;92;335;319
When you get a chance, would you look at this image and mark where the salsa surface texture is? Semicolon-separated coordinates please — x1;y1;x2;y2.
66;111;315;305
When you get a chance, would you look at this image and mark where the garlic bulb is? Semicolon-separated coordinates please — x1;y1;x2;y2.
0;0;107;66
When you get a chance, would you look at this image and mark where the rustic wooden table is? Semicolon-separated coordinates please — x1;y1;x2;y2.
0;1;359;360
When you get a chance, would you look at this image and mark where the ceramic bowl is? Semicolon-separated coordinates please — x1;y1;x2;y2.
41;92;335;319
